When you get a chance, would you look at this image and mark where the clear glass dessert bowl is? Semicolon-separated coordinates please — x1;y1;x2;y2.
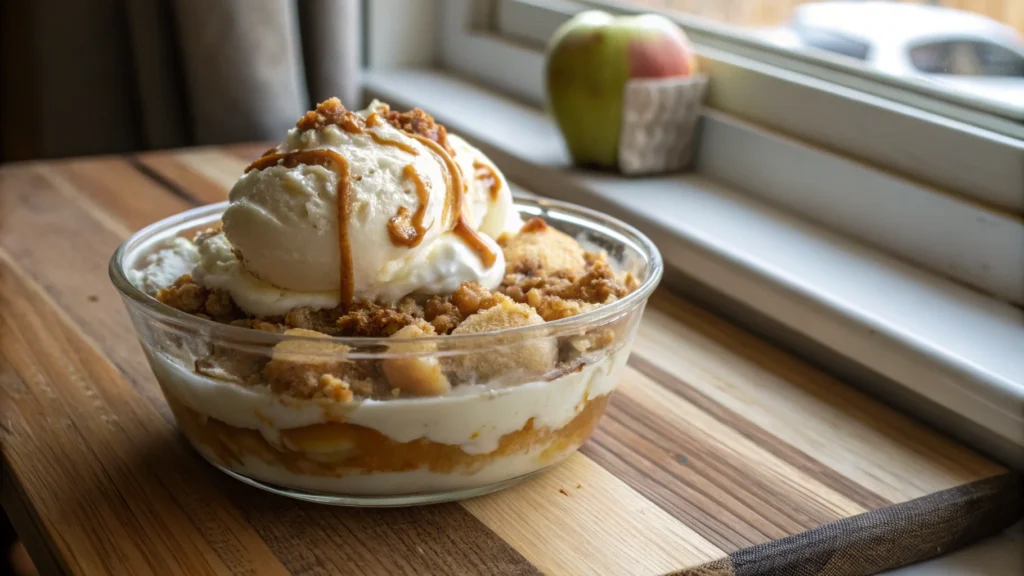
110;196;662;506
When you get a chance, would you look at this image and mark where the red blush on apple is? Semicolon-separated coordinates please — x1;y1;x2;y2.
628;34;694;78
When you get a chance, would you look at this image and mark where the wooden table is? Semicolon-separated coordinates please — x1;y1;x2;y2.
0;146;1020;575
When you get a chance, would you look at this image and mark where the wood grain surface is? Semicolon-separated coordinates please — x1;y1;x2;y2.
0;147;1020;576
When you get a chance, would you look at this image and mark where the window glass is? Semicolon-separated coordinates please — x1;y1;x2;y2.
910;42;957;74
973;42;1024;77
604;0;1024;115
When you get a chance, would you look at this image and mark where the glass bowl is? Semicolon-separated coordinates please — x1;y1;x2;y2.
110;196;662;506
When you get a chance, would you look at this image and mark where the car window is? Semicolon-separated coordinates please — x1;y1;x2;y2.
911;40;1024;76
909;42;957;74
971;42;1024;77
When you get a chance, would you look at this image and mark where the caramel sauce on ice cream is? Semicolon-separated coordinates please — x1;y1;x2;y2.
245;150;355;303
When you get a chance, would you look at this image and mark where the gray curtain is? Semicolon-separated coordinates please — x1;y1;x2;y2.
0;0;361;162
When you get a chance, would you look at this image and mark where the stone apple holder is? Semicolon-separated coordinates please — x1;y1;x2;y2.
617;74;709;176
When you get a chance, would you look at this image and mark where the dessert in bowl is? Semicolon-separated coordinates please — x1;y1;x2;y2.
110;99;662;505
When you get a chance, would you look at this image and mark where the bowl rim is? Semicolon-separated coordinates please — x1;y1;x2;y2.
109;195;663;347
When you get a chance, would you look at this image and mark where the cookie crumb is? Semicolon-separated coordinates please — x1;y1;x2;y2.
318;374;354;403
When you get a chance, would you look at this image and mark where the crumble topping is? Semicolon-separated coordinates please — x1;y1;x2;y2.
295;97;353;132
293;97;453;155
156;275;241;322
382;106;453;155
156;217;637;400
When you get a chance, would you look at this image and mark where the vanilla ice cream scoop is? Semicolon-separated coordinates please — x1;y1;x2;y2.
201;99;517;315
448;133;522;239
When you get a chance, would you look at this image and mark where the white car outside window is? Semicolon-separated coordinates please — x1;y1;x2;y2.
776;2;1024;107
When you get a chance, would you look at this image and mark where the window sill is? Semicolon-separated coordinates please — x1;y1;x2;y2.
364;68;1024;467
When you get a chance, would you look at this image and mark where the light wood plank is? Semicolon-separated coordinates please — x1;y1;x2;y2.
0;164;176;416
62;157;193;231
135;151;231;206
222;142;276;162
462;453;723;576
171;149;251;191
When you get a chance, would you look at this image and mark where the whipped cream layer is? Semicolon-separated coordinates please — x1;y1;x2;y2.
149;346;627;455
128;237;200;296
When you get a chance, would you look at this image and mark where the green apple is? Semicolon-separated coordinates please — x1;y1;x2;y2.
545;11;697;169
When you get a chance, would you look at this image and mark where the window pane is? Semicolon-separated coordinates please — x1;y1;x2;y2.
600;0;1024;116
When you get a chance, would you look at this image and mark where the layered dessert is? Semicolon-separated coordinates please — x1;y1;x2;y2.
126;99;645;496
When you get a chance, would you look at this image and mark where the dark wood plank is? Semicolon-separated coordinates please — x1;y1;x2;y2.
1;460;69;576
583;371;865;551
683;473;1024;576
133;151;231;206
627;354;892;511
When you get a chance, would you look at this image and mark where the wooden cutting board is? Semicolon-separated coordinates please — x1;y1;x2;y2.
0;145;1020;576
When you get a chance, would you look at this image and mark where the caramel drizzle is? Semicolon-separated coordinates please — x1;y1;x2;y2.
408;135;463;230
407;134;497;268
245;151;354;303
369;131;419;156
388;165;431;247
453;219;498;267
473;160;501;200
